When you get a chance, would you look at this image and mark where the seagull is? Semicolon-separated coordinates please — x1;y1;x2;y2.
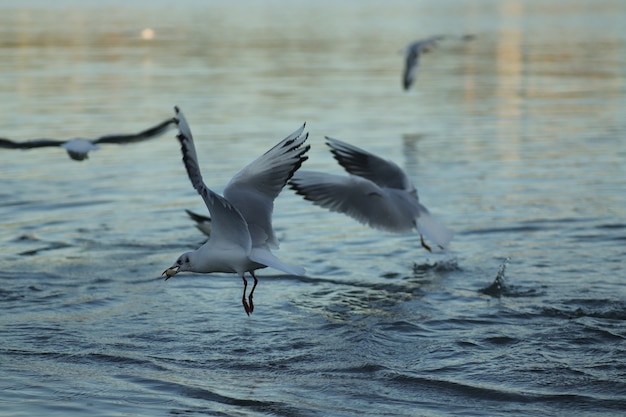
289;137;454;252
0;118;175;161
185;209;212;236
162;106;309;316
402;35;446;90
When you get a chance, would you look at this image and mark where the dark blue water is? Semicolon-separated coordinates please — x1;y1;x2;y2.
1;1;626;416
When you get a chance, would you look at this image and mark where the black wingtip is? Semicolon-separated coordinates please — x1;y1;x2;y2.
173;106;182;128
185;209;211;223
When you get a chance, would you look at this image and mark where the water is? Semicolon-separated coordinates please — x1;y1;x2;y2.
1;0;625;415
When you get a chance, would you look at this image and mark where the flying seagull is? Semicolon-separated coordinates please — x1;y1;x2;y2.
162;106;309;316
0;117;175;161
289;137;454;252
402;35;445;90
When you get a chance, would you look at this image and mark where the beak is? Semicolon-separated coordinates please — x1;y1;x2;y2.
162;265;180;281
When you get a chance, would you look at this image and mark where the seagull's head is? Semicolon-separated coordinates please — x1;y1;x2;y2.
162;252;192;280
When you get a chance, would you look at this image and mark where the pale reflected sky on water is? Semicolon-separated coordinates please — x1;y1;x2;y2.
1;0;624;239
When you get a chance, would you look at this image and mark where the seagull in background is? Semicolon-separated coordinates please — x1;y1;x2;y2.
0;117;175;161
402;35;446;90
289;137;454;252
402;34;477;90
163;106;309;316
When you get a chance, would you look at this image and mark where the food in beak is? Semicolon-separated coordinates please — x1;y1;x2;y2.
162;267;179;279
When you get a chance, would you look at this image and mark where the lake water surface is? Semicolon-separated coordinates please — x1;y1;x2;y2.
1;1;625;416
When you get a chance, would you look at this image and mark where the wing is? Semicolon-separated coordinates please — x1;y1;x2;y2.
0;137;65;149
402;36;445;90
291;170;454;247
290;171;417;233
224;123;309;249
325;137;412;191
185;209;212;236
403;45;420;90
93;118;176;145
184;209;211;223
174;106;251;252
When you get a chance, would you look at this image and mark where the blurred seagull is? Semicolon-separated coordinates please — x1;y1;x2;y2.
289;137;454;252
402;35;445;90
0;118;175;161
162;106;309;316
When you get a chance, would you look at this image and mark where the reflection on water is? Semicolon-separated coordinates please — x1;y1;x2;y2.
1;1;625;416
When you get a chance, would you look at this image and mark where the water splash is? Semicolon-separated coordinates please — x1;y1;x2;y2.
480;257;510;297
412;257;460;274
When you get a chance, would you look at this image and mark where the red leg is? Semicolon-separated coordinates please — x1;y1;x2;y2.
241;275;251;316
420;235;432;252
248;271;258;313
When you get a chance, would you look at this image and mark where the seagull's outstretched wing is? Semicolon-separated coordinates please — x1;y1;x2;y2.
174;106;251;252
0;137;65;149
403;45;421;90
290;170;416;233
326;137;412;191
93;118;176;145
224;124;309;249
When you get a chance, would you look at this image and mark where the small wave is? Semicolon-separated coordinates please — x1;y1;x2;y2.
8;232;75;256
18;241;73;256
542;299;626;321
463;225;545;235
0;288;26;302
14;233;42;242
463;217;597;236
122;376;306;417
595;223;626;230
385;370;626;411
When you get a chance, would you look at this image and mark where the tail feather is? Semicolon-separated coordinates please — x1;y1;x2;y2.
416;212;454;249
249;248;305;276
